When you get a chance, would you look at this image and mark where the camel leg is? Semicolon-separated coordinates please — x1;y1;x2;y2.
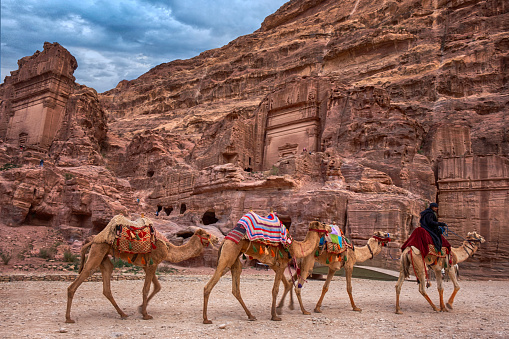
294;258;314;315
65;244;110;323
434;264;448;312
203;242;241;324
99;256;128;319
231;257;257;321
139;265;157;320
417;266;439;312
276;275;295;315
345;265;361;312
146;274;162;305
271;267;285;321
395;268;406;314
446;266;460;310
395;250;410;314
314;267;335;313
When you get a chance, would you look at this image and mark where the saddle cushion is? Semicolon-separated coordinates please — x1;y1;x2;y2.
401;227;451;259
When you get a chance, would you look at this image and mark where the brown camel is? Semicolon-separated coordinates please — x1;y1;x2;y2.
203;221;331;323
65;227;218;323
277;231;391;314
395;231;485;314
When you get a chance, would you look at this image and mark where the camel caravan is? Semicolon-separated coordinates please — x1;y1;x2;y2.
66;208;485;323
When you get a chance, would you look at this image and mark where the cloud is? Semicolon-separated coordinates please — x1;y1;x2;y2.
1;0;287;92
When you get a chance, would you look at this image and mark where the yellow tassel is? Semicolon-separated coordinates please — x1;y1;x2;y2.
265;247;269;255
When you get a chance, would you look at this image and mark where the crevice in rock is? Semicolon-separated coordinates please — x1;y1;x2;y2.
202;210;218;225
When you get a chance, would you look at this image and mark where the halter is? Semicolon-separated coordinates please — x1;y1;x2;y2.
367;243;374;259
373;235;392;244
463;239;481;257
197;234;211;247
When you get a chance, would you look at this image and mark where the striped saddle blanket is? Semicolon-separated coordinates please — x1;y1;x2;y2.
225;211;289;245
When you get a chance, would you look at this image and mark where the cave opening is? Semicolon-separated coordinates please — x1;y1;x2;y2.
202;210;219;225
164;207;173;216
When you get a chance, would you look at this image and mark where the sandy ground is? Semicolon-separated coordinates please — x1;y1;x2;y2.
0;269;508;339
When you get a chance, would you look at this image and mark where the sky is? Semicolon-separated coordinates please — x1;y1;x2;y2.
1;0;288;93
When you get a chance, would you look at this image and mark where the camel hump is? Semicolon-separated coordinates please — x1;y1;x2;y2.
93;214;155;244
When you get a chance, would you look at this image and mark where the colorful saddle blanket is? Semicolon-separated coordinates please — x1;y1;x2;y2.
401;227;451;259
113;224;156;254
225;211;289;245
318;224;351;254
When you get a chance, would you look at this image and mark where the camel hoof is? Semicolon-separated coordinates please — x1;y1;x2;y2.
248;316;257;321
446;303;453;310
65;319;75;324
314;308;322;313
276;308;283;315
440;308;449;312
288;304;295;311
142;315;153;320
203;319;213;324
353;307;362;312
271;316;282;321
303;311;311;315
120;314;128;319
395;310;403;315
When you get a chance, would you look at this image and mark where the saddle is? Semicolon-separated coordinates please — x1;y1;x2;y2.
427;244;448;258
113;224;156;254
318;224;352;255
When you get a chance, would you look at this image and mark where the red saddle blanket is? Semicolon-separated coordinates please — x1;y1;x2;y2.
113;224;155;254
401;227;451;259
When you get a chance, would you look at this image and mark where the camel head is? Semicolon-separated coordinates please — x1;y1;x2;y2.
194;228;219;248
466;231;485;244
308;221;332;237
373;231;392;247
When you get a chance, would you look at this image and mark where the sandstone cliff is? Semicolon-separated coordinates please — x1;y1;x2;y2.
0;0;508;277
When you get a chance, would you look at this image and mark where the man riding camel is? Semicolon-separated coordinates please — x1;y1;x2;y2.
420;202;447;252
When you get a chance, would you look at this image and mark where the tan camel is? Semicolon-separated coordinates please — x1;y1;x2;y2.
203;221;331;323
395;231;485;314
277;231;391;314
65;227;218;323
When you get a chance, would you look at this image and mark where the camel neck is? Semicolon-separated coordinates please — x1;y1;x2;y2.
290;230;322;258
354;239;381;263
453;241;479;263
164;234;203;263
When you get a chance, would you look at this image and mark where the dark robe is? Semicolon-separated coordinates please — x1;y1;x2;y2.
419;207;446;251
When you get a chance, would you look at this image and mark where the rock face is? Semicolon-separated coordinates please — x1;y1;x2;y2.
0;0;508;276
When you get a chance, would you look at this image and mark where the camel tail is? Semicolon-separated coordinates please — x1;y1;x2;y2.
401;250;411;279
78;241;93;274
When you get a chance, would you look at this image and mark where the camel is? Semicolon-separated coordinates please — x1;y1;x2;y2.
202;220;331;323
395;231;485;314
65;226;218;323
277;231;392;314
